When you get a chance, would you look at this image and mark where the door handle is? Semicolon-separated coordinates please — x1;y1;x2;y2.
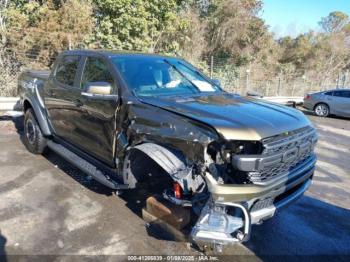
74;99;84;107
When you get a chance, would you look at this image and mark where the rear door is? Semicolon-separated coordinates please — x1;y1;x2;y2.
332;90;350;117
45;55;84;141
323;91;335;112
72;55;119;166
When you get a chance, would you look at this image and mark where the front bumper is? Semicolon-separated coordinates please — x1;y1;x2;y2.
191;155;315;246
205;154;316;203
250;178;311;224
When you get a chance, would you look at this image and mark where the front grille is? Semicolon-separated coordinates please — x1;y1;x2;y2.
247;126;317;184
262;126;316;155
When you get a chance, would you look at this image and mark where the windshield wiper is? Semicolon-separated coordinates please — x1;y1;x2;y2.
163;59;200;92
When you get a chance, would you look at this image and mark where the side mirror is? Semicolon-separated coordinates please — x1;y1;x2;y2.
81;82;118;100
211;78;221;87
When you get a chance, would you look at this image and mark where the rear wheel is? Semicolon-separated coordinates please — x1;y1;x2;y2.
314;103;329;117
23;108;47;154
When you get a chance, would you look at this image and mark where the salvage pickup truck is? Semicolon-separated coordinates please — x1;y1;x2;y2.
18;50;317;251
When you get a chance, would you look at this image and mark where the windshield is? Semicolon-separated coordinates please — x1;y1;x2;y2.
111;56;221;97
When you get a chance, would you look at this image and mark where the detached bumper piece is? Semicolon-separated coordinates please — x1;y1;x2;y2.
191;201;251;246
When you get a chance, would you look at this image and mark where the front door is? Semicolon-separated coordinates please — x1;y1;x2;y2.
332;90;350;117
72;56;119;166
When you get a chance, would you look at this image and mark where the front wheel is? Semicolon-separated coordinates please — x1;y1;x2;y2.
314;103;329;117
23;108;47;154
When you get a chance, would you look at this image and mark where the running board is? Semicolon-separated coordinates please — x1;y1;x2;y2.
47;140;128;190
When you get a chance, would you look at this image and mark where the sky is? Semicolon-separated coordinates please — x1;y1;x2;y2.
261;0;350;38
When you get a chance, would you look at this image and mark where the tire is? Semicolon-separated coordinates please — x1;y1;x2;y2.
23;108;47;154
314;103;329;117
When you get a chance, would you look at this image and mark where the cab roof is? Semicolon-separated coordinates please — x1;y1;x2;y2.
60;49;178;60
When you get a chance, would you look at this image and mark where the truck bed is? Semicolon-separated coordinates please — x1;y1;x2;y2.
17;70;50;106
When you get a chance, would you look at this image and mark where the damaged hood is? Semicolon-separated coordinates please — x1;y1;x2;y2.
140;93;312;141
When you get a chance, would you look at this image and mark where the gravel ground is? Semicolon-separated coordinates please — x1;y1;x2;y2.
0;110;349;260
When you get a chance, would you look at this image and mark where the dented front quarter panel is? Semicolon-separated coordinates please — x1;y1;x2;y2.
121;98;219;164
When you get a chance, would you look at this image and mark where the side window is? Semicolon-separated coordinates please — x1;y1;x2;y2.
55;56;80;86
324;91;333;96
342;91;350;98
81;57;114;89
333;91;345;97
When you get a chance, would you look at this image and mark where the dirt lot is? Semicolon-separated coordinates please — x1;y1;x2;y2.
0;111;350;259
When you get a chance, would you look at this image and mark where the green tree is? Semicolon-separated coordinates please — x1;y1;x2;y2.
319;11;349;33
205;0;271;66
278;33;315;73
90;0;190;53
4;0;94;66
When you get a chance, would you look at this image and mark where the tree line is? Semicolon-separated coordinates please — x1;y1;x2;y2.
1;0;350;93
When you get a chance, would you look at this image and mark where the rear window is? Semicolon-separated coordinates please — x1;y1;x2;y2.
324;91;333;96
55;55;80;86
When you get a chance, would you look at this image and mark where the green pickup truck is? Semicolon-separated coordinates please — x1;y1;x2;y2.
18;50;317;251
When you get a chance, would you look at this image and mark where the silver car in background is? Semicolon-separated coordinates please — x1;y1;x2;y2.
303;89;350;117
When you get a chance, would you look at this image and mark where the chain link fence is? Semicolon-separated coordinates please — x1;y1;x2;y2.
0;47;51;96
1;47;349;97
0;50;22;97
192;56;350;97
